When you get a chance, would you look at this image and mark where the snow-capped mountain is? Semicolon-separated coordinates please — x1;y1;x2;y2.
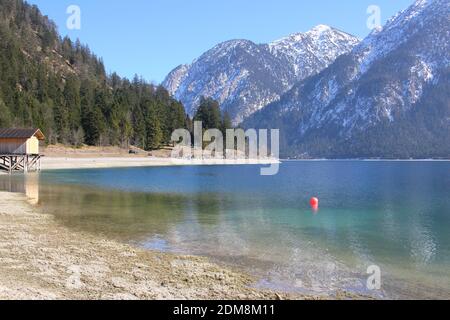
162;26;359;124
269;25;358;81
245;0;450;158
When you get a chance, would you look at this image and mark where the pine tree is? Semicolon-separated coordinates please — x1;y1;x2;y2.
132;107;146;149
83;108;105;146
145;107;163;150
221;111;232;134
63;75;81;131
194;97;221;130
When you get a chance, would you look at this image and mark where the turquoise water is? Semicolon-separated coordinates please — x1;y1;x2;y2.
1;161;450;299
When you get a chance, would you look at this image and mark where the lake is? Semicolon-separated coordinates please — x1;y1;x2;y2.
1;161;449;299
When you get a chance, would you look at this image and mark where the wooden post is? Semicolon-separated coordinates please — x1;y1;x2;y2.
0;154;41;174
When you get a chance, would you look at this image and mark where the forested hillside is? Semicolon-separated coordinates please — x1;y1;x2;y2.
0;0;188;150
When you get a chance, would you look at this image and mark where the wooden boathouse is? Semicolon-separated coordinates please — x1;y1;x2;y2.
0;128;45;173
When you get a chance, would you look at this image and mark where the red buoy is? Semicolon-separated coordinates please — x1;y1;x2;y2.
310;197;319;210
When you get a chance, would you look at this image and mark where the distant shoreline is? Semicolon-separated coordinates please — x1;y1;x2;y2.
35;156;450;172
1;156;447;174
36;145;279;171
282;159;450;162
33;145;448;172
40;157;279;171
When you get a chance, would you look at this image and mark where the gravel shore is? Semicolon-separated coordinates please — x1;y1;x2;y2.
0;191;309;300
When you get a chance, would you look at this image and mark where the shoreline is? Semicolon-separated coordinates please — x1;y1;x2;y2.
40;156;280;171
1;157;447;174
39;156;450;172
283;159;450;162
28;145;449;171
0;191;314;300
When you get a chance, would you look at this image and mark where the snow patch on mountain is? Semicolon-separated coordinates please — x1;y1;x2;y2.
243;0;450;158
162;25;359;124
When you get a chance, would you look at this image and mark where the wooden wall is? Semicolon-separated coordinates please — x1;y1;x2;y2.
26;136;39;154
0;137;39;154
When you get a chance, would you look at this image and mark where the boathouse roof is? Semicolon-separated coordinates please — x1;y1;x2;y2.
0;128;45;140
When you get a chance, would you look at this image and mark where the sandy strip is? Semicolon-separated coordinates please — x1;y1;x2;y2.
41;157;280;170
0;191;313;300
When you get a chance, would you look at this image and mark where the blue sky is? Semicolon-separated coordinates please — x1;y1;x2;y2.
28;0;414;83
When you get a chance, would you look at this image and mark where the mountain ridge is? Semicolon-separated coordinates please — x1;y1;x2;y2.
163;25;359;124
244;0;450;158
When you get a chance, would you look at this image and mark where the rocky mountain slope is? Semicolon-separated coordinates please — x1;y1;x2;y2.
245;0;450;158
163;26;359;124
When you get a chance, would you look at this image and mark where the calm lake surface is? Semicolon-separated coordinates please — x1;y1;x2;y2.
1;161;450;299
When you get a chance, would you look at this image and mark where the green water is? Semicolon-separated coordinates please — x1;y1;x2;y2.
1;161;449;299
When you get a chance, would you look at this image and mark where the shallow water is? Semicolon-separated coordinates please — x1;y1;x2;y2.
1;161;449;299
